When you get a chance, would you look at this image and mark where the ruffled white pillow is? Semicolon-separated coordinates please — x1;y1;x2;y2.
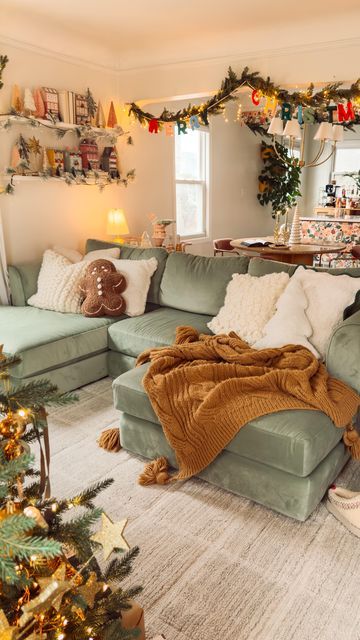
207;272;289;345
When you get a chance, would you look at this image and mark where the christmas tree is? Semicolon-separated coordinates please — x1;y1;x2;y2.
0;348;142;639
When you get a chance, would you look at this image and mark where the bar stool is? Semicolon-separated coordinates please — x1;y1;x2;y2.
213;238;240;256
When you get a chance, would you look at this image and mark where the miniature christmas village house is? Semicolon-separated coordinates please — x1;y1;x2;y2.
75;94;90;125
100;146;120;178
41;87;59;121
79;139;99;171
64;151;83;176
46;149;65;176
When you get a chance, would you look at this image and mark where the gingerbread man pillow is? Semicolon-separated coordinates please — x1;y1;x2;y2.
79;259;126;317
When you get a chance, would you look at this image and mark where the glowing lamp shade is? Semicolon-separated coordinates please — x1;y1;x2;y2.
332;125;344;142
267;117;284;135
106;209;129;242
314;122;333;141
283;119;302;139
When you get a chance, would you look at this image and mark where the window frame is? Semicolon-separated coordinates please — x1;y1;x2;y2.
173;129;210;241
331;140;360;183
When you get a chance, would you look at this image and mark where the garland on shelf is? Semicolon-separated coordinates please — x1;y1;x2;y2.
128;65;360;134
0;110;132;144
3;167;136;194
0;55;8;91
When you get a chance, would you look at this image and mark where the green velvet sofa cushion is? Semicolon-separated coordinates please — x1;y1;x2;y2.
108;307;212;358
159;252;249;315
10;352;109;393
85;239;168;305
0;306;120;378
119;412;349;521
327;310;360;394
8;263;41;306
113;363;343;477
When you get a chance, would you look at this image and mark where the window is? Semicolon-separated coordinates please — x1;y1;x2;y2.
175;129;209;239
332;143;360;186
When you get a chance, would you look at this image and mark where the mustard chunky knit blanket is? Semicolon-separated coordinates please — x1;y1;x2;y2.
137;327;360;483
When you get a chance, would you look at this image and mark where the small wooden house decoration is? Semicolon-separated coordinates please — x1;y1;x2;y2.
33;88;45;118
100;146;120;178
107;101;117;128
64;150;83;176
46;149;65;176
96;101;106;128
41;87;59;121
24;88;36;115
75;94;90;125
27;136;43;174
79;139;99;171
11;85;23;113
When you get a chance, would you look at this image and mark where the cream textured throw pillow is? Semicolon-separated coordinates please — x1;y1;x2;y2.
289;266;360;359
207;272;289;344
254;277;319;357
110;257;158;316
28;250;87;314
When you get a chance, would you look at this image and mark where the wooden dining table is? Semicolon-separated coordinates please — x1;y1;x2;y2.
230;237;347;266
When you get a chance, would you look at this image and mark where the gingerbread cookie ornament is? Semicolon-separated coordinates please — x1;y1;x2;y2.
79;259;126;317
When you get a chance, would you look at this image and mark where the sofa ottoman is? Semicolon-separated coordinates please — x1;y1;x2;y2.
113;364;350;521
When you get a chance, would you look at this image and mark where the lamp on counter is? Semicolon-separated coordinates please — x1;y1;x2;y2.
106;208;129;244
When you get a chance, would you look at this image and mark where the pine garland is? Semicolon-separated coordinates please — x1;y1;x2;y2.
129;65;360;129
0;55;8;91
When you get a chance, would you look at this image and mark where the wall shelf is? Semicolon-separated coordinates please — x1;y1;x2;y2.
0;114;126;140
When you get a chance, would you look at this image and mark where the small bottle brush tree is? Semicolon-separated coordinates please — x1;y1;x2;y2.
0;349;142;640
257;140;302;217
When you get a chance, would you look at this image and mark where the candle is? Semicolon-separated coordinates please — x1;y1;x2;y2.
284;210;288;229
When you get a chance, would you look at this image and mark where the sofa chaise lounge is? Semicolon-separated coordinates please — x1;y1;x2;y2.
2;239;360;521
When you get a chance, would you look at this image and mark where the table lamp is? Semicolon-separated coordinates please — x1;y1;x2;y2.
106;209;129;243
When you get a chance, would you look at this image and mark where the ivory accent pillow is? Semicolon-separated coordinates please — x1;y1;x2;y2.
289;266;360;359
207;272;290;344
28;250;87;313
83;247;120;262
52;245;83;263
254;277;320;357
110;257;158;317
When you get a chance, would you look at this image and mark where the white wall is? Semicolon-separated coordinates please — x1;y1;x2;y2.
2;38;360;263
0;42;135;264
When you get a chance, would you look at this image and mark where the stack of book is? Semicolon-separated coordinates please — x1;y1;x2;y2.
55;89;90;125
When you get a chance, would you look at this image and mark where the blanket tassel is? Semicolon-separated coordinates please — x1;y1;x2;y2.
138;457;171;486
344;424;360;460
98;428;121;452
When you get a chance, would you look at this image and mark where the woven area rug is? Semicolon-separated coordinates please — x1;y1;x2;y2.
47;378;360;640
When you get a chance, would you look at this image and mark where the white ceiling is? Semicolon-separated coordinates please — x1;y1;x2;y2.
2;0;360;70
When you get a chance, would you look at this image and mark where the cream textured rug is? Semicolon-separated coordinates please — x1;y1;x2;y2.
47;378;360;640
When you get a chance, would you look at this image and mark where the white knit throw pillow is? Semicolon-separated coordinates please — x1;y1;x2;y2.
28;250;87;314
207;272;289;345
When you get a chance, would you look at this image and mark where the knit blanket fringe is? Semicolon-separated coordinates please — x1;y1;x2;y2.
136;327;360;485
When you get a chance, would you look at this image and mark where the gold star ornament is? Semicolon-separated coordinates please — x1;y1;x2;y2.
27;137;42;155
36;562;72;612
78;572;104;609
91;514;130;560
0;610;18;640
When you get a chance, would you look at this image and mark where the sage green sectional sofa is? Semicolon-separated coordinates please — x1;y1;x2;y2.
3;239;360;521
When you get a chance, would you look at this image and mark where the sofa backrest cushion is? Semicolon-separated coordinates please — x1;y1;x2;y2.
248;257;360;278
159;252;249;315
85;239;168;305
8;263;41;306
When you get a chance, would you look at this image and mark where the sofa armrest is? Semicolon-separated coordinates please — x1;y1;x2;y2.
326;310;360;394
8;262;41;306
